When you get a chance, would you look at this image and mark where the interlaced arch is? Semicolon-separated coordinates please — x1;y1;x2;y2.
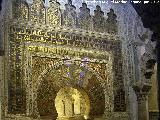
29;58;114;119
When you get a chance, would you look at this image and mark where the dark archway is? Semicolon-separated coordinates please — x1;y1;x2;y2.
85;75;105;119
37;80;58;120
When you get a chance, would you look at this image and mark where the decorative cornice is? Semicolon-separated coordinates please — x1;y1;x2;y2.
10;0;118;35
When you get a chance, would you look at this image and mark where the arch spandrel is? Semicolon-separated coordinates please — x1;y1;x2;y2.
31;57;60;84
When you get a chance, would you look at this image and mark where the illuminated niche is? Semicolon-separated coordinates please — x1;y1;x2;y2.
55;87;90;119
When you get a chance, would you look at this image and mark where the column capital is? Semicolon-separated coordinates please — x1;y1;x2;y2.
133;84;152;102
136;92;148;103
133;84;151;120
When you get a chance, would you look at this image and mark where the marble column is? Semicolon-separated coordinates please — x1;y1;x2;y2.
0;56;2;120
152;33;160;119
156;40;160;120
133;84;151;120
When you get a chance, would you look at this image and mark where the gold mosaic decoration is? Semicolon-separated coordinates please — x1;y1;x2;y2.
11;0;118;34
47;1;61;26
30;0;45;24
12;0;28;21
8;24;125;119
29;56;113;119
6;0;126;119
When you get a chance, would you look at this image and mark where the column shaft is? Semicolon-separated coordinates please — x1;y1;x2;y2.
137;96;149;120
156;40;160;119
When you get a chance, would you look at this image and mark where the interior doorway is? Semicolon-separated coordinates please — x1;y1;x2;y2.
37;80;58;120
55;87;90;120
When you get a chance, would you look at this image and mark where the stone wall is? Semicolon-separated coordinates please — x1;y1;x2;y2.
0;0;157;120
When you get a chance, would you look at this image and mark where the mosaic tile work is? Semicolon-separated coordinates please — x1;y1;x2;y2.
7;24;126;119
0;0;130;119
